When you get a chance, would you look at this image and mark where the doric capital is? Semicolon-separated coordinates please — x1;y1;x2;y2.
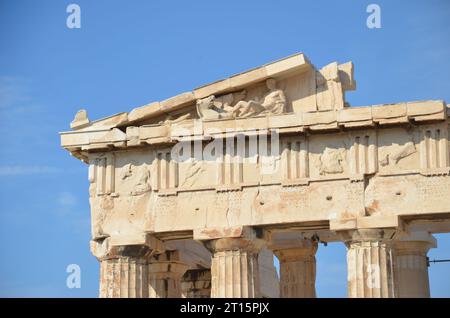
394;231;437;256
90;235;165;261
204;237;265;254
195;226;265;254
273;245;317;263
331;216;406;243
338;228;399;247
266;231;318;260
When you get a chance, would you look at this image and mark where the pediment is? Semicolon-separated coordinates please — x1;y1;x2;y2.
69;53;357;131
61;52;448;162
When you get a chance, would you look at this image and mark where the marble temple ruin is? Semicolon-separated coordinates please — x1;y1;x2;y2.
60;53;450;298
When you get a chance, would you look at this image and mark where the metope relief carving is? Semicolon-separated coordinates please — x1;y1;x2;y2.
181;160;206;188
120;162;152;196
132;167;152;195
316;147;346;176
379;141;416;167
196;79;287;120
120;163;134;180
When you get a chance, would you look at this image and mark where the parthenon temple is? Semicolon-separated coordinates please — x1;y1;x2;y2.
60;53;450;298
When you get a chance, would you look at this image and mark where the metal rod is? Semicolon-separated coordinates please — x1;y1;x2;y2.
429;259;450;263
427;258;450;266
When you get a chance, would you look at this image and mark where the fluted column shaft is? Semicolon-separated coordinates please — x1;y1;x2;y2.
207;237;263;298
100;257;148;298
95;244;152;298
394;232;436;298
342;229;398;298
274;242;317;298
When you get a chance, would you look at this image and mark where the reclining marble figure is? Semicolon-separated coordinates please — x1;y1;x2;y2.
196;78;286;120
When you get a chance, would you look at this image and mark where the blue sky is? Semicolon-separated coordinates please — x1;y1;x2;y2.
0;0;449;297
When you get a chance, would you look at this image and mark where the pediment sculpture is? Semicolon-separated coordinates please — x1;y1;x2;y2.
196;78;286;120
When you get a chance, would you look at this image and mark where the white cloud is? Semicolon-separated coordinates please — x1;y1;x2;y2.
55;191;80;218
0;76;32;110
58;192;77;208
0;165;61;176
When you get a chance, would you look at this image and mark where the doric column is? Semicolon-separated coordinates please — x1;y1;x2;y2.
394;231;436;298
205;235;264;298
90;236;165;298
340;229;398;298
272;239;318;298
93;243;152;298
99;254;148;298
181;269;211;298
148;251;189;298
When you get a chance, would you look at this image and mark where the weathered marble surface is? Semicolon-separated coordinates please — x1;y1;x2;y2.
61;53;449;298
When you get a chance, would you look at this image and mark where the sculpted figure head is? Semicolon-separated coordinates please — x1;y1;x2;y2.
196;95;215;109
266;78;277;90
